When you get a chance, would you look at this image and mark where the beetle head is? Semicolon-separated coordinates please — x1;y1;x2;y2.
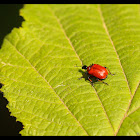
82;65;87;69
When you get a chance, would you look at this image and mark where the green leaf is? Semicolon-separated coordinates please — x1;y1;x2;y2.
0;4;140;136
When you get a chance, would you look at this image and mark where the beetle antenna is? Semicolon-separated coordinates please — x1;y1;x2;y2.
75;64;82;67
105;67;115;75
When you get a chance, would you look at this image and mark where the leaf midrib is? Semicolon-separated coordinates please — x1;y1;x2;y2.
47;4;115;135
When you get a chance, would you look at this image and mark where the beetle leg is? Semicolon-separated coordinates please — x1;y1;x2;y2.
78;72;88;80
88;76;93;83
104;67;115;75
78;76;83;80
88;76;94;86
97;78;108;85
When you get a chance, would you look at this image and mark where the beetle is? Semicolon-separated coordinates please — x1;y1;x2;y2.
79;64;114;85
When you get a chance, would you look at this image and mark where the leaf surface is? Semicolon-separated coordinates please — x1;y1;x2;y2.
0;4;140;136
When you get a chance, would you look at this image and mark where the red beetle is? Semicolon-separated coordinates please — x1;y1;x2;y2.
79;64;114;85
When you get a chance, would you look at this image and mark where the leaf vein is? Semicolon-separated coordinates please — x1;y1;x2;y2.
5;25;89;136
98;4;132;96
